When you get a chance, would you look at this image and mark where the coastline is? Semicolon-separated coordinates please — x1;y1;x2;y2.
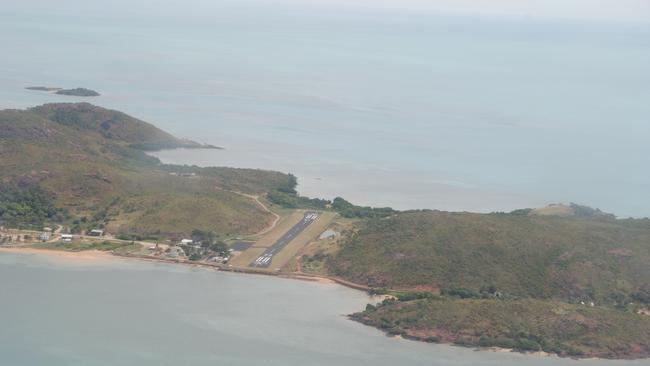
0;245;643;361
0;246;116;262
0;245;363;289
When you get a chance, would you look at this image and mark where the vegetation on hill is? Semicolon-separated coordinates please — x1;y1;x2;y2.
325;209;650;358
55;88;100;97
267;188;395;219
328;210;650;306
0;103;294;239
0;182;68;229
531;203;617;219
353;297;650;359
30;102;204;149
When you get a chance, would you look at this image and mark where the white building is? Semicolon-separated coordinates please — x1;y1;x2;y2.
88;229;104;237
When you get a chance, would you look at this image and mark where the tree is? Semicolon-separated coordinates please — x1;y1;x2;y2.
191;229;217;247
209;241;228;256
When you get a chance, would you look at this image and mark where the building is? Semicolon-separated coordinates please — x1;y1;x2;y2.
88;229;104;237
180;239;194;245
39;232;51;241
319;230;338;240
61;234;73;242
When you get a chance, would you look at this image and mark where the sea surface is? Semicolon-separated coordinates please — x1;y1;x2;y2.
0;0;649;217
0;251;648;366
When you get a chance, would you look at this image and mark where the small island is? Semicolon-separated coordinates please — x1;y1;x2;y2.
55;87;100;96
26;86;100;97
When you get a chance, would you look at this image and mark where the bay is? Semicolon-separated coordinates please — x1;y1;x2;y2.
1;252;647;365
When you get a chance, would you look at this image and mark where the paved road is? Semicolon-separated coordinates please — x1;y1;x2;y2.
250;212;319;268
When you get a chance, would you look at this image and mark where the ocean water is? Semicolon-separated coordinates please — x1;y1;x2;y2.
1;0;649;216
1;251;649;366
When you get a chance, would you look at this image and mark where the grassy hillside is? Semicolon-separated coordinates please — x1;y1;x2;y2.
29;102;215;150
328;211;650;306
0;103;294;238
353;297;650;359
326;210;650;358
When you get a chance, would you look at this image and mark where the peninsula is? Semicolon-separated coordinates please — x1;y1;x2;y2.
1;103;648;360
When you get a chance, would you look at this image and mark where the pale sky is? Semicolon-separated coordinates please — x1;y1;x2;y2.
5;0;650;24
278;0;650;23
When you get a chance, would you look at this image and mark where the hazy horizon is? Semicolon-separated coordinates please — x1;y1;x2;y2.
4;0;650;24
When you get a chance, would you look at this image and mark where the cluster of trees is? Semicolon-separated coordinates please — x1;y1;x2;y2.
0;183;67;228
477;332;585;356
441;286;503;299
509;208;533;216
182;229;230;261
331;197;394;219
116;233;161;242
266;189;395;219
69;207;111;234
570;203;616;220
632;285;650;304
267;190;329;209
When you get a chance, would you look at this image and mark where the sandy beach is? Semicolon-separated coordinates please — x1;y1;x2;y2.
0;246;358;289
0;246;118;263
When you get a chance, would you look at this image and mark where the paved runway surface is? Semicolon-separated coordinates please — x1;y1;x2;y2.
249;212;319;268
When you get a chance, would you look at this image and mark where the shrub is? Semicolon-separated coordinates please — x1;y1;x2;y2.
515;338;541;352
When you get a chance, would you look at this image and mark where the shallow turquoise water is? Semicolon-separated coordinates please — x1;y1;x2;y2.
1;1;649;216
1;251;648;366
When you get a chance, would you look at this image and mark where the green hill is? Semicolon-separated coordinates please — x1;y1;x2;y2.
354;297;650;359
326;210;650;358
0;103;294;238
30;102;214;150
329;210;650;304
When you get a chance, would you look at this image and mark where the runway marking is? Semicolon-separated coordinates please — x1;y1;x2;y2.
249;211;319;268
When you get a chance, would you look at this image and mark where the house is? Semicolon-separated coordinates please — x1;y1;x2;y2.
88;229;104;237
39;232;51;241
61;234;73;242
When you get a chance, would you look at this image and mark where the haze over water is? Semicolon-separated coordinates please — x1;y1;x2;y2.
1;0;649;216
